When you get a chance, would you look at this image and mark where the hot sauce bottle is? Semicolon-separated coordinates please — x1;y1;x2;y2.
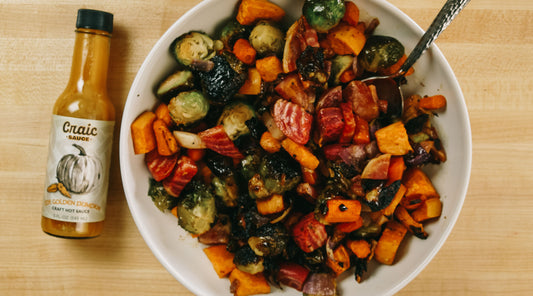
41;9;114;238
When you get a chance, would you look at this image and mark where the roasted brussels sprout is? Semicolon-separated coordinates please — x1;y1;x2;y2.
234;246;265;275
196;53;246;104
258;150;302;195
302;0;346;33
329;55;354;85
176;180;216;235
217;101;257;141
296;46;327;84
212;175;239;207
248;223;289;257
219;19;249;50
170;31;221;67
168;90;209;126
240;153;262;181
204;150;235;178
148;178;178;212
248;21;285;57
358;35;405;73
155;70;196;103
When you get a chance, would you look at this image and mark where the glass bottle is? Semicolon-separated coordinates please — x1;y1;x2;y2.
41;9;114;238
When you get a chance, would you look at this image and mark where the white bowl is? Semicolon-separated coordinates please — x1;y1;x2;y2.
119;0;472;295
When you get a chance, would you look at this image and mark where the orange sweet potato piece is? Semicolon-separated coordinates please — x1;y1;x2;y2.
256;55;283;82
346;239;371;259
327;23;366;56
375;121;413;155
233;38;257;65
387;156;406;185
374;220;408;265
411;197;442;222
419;94;447;110
203;245;236;278
229;268;271;296
402;167;440;200
236;0;285;26
256;194;285;216
239;68;262;95
326;244;351;276
323;199;361;224
155;103;173;126
153;119;179;156
131;111;157;154
281;138;320;170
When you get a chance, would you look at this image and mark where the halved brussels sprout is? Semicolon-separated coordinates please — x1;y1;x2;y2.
248;21;285;57
217;101;256;141
155;70;196;103
358;35;405;73
168;90;209;126
177;180;216;235
233;246;265;275
302;0;346;33
170;31;221;67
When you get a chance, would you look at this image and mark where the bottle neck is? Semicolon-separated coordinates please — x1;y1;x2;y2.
67;28;111;93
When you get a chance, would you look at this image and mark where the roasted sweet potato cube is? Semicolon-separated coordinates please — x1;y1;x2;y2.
229;268;271;296
374;220;407;265
375;121;413;155
203;245;236;278
411;198;443;222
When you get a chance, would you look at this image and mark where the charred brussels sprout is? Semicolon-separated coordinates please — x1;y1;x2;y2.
297;46;328;84
170;31;221;67
148;178;178;212
219;19;249;50
359;35;405;73
259;150;302;195
217;102;256;141
176;180;216;235
302;0;346;33
212;175;239;207
234;246;265;275
168;90;209;126
248;223;289;257
249;21;285;57
329;55;354;85
196;54;246;104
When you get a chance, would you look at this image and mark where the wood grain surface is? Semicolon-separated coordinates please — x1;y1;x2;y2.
1;0;532;295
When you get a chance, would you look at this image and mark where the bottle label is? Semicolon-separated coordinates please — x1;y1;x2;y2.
42;115;114;223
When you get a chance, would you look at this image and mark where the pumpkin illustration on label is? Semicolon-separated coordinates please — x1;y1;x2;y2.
55;144;103;195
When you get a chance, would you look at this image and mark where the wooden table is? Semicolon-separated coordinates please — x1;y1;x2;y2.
1;0;532;295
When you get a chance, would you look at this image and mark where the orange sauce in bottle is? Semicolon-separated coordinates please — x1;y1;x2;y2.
41;9;114;238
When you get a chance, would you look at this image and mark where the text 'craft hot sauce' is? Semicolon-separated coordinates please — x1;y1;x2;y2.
41;9;115;238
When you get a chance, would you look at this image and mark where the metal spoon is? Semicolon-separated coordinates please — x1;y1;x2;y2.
363;0;471;117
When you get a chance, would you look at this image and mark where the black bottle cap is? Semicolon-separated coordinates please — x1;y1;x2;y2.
76;9;113;34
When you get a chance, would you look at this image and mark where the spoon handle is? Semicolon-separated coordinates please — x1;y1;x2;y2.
400;0;470;74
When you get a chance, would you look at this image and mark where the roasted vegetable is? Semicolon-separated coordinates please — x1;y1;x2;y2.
155;70;196;103
148;178;178;212
258;150;302;195
329;55;354;86
168;90;209;126
131;111;156;154
229;268;271;296
302;0;346;33
234;245;265;274
176;179;216;235
217;101;257;141
249;21;285;57
203;244;236;278
170;31;220;67
296;46;327;84
219;19;249;50
359;35;405;73
363;180;401;211
248;223;289;257
196;53;247;104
